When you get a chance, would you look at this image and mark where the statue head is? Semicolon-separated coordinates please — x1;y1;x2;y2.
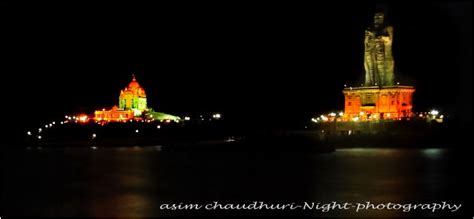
374;13;385;25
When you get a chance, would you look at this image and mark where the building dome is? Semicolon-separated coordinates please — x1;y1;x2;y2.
118;74;148;113
128;75;141;88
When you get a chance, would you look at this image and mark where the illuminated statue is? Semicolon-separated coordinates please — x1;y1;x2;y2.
364;12;394;86
343;7;415;121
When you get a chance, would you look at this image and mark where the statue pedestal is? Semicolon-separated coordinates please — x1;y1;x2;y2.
342;85;415;121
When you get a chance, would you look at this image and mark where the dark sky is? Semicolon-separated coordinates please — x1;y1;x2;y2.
7;2;472;129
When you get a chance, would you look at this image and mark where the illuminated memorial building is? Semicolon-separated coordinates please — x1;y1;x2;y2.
94;75;181;123
342;12;415;121
94;75;147;121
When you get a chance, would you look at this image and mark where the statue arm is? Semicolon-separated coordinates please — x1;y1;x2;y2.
386;26;393;40
364;30;375;49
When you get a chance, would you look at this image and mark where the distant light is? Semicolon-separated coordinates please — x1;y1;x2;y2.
225;137;235;142
352;117;359;122
212;113;221;119
338;112;344;116
60;121;64;124
38;128;42;132
37;135;42;140
329;112;336;117
27;131;32;136
78;115;88;123
91;146;97;150
359;112;365;115
92;133;97;138
135;129;139;133
344;84;347;87
52;122;56;125
184;116;190;121
440;115;444;119
430;110;439;116
387;113;391;117
350;87;353;90
45;125;48;128
65;115;69;119
397;82;400;85
157;125;161;129
73;116;76;119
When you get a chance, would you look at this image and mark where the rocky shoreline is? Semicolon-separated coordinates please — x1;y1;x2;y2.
19;119;468;152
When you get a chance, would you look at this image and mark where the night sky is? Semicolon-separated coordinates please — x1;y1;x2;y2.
6;2;472;132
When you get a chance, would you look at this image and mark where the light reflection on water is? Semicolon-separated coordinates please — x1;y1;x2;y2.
421;148;445;159
3;147;466;217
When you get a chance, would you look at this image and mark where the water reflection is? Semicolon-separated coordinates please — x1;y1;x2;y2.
3;147;467;217
421;148;445;159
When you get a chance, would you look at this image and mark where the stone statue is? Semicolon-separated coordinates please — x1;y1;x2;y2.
364;12;394;86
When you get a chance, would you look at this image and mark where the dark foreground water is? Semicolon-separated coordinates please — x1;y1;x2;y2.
2;147;471;217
